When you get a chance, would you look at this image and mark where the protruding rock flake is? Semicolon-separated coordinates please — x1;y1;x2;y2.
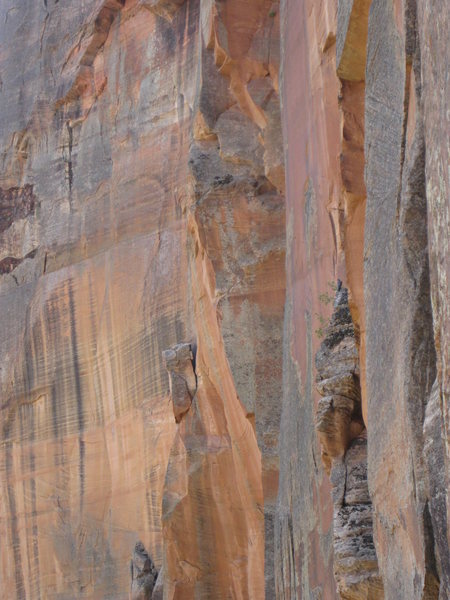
162;343;197;423
315;288;364;469
130;541;159;600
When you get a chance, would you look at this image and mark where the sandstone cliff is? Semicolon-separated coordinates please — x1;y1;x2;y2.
276;1;449;599
0;1;448;599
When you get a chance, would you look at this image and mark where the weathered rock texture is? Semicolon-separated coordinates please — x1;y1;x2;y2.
315;288;382;599
275;0;344;596
130;541;159;600
0;1;284;598
162;343;197;423
1;0;448;598
276;0;449;599
364;2;448;597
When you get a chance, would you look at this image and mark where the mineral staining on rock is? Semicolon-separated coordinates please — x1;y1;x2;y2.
276;0;448;597
1;0;449;598
0;1;282;597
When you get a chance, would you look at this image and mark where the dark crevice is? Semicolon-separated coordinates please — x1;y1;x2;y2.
66;120;73;205
68;280;85;513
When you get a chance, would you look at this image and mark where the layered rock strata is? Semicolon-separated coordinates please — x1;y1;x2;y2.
315;288;382;599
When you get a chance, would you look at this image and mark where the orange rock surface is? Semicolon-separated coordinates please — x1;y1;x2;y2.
0;1;284;598
1;0;448;599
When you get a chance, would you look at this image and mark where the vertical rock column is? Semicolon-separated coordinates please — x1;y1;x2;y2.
275;0;343;595
315;287;383;599
364;1;445;597
183;2;286;596
418;0;450;595
335;0;371;423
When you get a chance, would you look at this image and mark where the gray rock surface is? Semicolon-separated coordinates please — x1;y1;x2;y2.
315;289;382;598
130;541;158;600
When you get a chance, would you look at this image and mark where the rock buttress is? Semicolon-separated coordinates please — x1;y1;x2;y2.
364;1;448;597
315;288;383;599
275;0;342;595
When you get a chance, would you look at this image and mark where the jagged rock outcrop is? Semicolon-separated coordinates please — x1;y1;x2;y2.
333;435;382;600
162;343;197;423
315;288;364;472
130;541;159;600
315;288;382;599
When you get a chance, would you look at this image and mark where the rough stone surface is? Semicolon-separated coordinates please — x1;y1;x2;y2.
418;2;450;594
276;0;448;598
364;1;446;598
1;0;448;598
315;289;363;471
275;1;344;597
0;1;284;598
315;290;382;599
162;343;196;423
130;541;158;600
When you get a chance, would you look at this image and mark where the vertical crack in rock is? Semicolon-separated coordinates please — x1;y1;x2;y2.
184;7;286;595
423;380;450;598
66;120;74;205
315;287;383;598
129;541;159;600
335;0;370;425
315;288;363;471
162;342;196;423
3;0;447;596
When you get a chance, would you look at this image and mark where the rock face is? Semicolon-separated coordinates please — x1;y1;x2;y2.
0;0;448;599
363;2;448;597
0;0;284;598
315;288;382;599
162;343;197;423
130;541;159;600
276;0;449;599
